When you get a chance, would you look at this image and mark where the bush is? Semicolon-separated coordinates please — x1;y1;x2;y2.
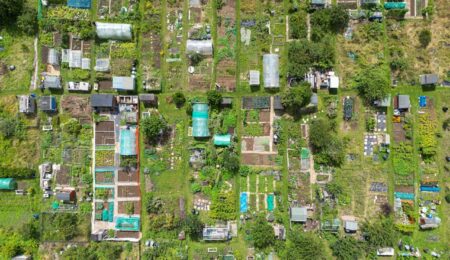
0;167;36;179
191;183;201;193
289;13;307;39
354;66;390;103
172;92;186;108
207;90;222;109
141;115;167;144
418;29;431;48
64;119;82;136
17;8;38;35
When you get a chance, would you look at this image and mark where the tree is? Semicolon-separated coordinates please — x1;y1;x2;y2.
418;29;431;48
250;215;275;249
284;230;332;260
207;90;222;109
331;236;364;260
354;67;390;103
144;193;163;214
310;118;345;166
0;0;24;26
361;217;397;248
172;92;186;108
17;8;37;35
64;119;82;136
184;214;204;240
329;5;349;33
141;115;167;143
222;149;240;173
281;84;312;112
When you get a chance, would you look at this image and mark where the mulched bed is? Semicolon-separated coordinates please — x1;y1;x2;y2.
117;185;140;198
116;231;140;239
395;185;414;193
95;132;115;145
242;153;277;166
117;201;141;215
118;169;139;182
259;110;270;122
98;80;113;90
242;137;254;151
393;122;406;142
56;166;71;186
61;96;92;121
262;123;271;136
95;171;114;184
96;121;114;131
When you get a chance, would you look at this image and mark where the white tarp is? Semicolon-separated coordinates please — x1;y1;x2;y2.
94;58;110;72
186;40;213;56
263;54;279;88
81;58;90;70
96;22;132;40
69;50;82;68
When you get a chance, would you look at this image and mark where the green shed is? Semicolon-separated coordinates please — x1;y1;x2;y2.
384;2;406;9
0;178;17;190
214;134;231;146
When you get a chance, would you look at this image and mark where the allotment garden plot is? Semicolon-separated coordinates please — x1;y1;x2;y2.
240;170;280;214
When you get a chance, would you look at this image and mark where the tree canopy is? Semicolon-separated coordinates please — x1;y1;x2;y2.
207;90;222;109
172;92;186;108
331;236;364;260
141;115;167;144
0;0;24;26
354;66;390;103
361;217;397;248
250;215;275;249
309;118;345;166
418;29;431;48
284;230;332;260
17;8;38;35
281;84;313;112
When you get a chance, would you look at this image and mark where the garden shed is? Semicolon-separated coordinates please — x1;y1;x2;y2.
39;96;57;112
290;207;307;222
0;178;17;190
396;95;410;111
56;190;76;203
91;94;116;109
419;74;438;86
139;94;158;107
344;220;358;233
186;40;213;56
202;227;230;241
249;70;260;86
113;76;135;91
273;96;284;110
192;103;210;138
214;134;231;146
96;22;132;40
310;93;318;106
43;75;61;89
221;97;233;107
263;54;279;88
67;0;92;9
18;95;36;114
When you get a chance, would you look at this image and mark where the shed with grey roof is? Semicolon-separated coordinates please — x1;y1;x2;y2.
139;94;158;107
419;74;438;86
43;75;62;89
290;207;307;222
113;76;135;91
91;94;116;109
249;70;260;86
344;220;358;233
397;95;410;111
263;54;279;88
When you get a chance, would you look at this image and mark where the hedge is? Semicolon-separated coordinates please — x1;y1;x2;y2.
0;167;36;179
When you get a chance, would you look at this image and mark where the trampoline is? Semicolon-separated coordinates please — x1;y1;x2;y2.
267;194;274;211
120;127;136;155
240;192;248;213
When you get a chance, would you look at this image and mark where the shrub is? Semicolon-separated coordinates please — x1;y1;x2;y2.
172;92;186;108
418;29;431;48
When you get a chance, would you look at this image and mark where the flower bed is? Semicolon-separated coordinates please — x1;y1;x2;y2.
95;150;115;167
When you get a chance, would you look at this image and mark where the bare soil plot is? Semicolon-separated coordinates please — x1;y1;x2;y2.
242;153;277;166
117;185;140;198
96;121;114;131
56;166;71;186
95;171;114;184
61;96;92;122
116;231;140;239
393;122;406;142
95;132;115;145
118;169;139;182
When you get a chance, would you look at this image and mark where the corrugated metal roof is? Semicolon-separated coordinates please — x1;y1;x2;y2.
113;77;135;91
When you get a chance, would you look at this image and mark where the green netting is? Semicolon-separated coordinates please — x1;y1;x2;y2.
192;103;210;137
115;217;140;231
384;2;406;9
214;134;231;146
301;148;310;159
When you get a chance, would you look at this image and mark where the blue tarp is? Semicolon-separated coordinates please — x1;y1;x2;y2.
419;96;427;107
240;192;248;213
420;186;440;192
395;192;414;200
67;0;91;9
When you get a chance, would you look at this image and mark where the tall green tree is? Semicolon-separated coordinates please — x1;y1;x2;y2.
207;90;222;109
284;230;332;259
17;8;38;35
250;215;275;249
141;115;167;144
331;236;364;260
354;67;390;103
281;84;313;112
418;29;431;48
0;0;24;26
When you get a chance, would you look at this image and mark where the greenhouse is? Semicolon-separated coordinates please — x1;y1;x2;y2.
263;54;279;88
192;103;210;138
213;134;231;146
0;178;17;190
94;58;110;72
186;40;213;56
96;22;132;40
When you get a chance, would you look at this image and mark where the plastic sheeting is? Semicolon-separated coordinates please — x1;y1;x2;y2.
69;50;82;68
263;54;279;88
192;103;210;137
213;134;231;146
186;40;213;55
384;2;406;9
94;58;110;72
96;22;132;40
68;0;91;9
